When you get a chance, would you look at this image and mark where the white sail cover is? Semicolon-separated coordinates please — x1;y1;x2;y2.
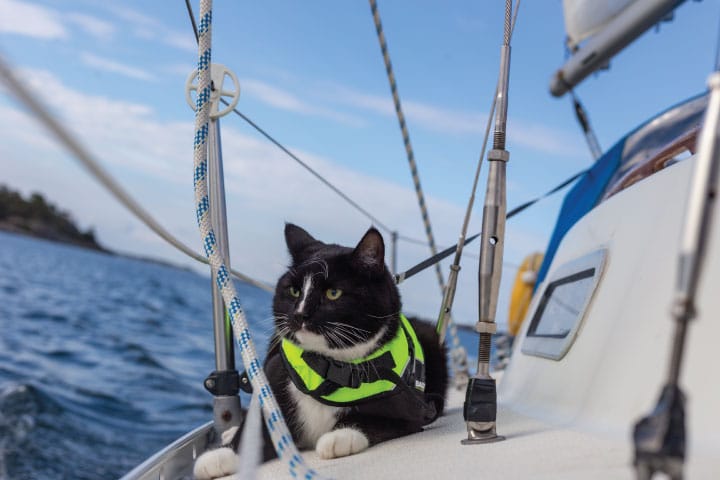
564;0;635;49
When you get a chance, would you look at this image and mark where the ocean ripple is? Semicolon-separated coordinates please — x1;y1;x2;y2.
0;232;273;479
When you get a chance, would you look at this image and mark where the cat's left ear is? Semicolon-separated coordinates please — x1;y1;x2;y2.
352;227;385;274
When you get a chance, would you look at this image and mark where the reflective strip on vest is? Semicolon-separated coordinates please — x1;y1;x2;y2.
281;314;425;404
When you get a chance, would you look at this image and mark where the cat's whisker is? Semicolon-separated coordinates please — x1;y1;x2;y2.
267;325;293;351
327;327;353;348
327;326;365;344
365;311;400;320
327;328;355;348
369;360;382;383
337;327;370;343
328;323;372;343
327;322;372;334
321;328;346;349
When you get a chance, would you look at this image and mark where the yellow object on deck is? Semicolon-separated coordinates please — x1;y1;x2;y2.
508;252;544;336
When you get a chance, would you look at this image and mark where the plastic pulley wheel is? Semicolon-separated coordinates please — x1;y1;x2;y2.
185;63;240;119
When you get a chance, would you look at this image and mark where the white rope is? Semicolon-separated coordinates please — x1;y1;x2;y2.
237;391;263;478
191;2;321;478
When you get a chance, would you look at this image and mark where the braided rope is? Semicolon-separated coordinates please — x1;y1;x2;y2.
368;0;469;383
191;2;319;478
368;0;444;287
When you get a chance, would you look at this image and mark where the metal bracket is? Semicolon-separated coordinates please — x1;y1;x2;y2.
461;377;505;445
204;370;240;396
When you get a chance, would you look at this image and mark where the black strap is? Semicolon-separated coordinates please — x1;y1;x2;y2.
393;168;588;284
394;233;480;284
302;350;396;394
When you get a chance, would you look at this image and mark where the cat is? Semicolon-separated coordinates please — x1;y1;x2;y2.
194;224;448;479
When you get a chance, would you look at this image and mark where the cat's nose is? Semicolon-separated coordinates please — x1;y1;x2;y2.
293;310;309;324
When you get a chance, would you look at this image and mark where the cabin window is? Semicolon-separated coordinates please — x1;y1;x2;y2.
521;249;607;360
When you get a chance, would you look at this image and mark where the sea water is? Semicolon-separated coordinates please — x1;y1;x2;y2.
0;231;486;479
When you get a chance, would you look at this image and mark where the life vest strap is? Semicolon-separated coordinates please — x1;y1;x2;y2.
302;350;396;390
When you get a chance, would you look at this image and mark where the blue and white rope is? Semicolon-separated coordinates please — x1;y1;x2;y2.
191;2;320;478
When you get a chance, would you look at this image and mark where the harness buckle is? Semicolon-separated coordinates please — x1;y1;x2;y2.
326;360;362;388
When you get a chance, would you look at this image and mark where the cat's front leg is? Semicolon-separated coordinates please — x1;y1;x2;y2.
317;415;422;459
193;426;240;479
315;427;370;459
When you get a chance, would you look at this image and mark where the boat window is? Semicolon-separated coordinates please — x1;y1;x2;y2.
521;249;607;360
602;126;699;200
605;94;707;194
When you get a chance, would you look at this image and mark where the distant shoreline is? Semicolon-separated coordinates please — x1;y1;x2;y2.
0;219;109;253
0;226;196;274
0;185;194;273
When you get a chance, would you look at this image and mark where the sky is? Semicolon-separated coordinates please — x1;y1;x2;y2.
1;0;719;328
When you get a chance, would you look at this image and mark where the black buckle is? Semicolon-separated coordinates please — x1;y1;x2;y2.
326;360;361;388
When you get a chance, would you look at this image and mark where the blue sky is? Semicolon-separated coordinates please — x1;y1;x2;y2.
1;0;719;327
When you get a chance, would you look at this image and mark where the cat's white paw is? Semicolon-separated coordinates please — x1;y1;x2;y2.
315;428;369;459
193;447;239;480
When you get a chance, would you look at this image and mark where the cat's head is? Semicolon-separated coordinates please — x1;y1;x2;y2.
272;223;400;360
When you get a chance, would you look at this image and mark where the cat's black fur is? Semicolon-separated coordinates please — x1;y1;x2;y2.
252;224;447;461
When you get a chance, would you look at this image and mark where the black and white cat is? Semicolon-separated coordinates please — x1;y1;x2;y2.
194;224;448;479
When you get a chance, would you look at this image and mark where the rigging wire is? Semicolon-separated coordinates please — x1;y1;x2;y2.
368;0;472;386
395;165;587;284
569;89;603;160
368;0;448;294
183;0;393;235
0;52;273;294
222;99;394;233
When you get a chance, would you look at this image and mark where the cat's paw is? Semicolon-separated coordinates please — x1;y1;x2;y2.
315;428;369;459
193;447;239;480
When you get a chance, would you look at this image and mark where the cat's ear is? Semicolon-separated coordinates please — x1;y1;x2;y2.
352;227;385;274
285;223;318;262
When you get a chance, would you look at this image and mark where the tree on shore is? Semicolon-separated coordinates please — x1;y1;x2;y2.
0;185;101;248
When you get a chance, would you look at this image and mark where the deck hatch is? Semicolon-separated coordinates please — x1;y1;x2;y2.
522;249;607;360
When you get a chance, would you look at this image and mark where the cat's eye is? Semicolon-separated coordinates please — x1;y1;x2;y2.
326;288;343;300
289;286;301;298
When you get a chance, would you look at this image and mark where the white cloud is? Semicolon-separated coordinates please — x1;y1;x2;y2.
321;86;489;135
0;0;66;39
162;63;196;77
104;4;156;28
65;12;115;40
235;77;585;157
80;52;158;82
104;4;197;53
161;30;197;54
322;83;586;157
243;79;365;126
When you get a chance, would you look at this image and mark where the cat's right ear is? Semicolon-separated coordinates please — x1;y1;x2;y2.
285;223;317;262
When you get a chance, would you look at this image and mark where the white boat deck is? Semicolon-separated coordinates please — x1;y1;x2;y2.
260;383;718;479
258;386;632;480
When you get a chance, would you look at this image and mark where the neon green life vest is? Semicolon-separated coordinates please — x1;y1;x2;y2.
280;314;426;407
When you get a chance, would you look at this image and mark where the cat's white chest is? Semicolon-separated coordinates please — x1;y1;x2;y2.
287;381;344;448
